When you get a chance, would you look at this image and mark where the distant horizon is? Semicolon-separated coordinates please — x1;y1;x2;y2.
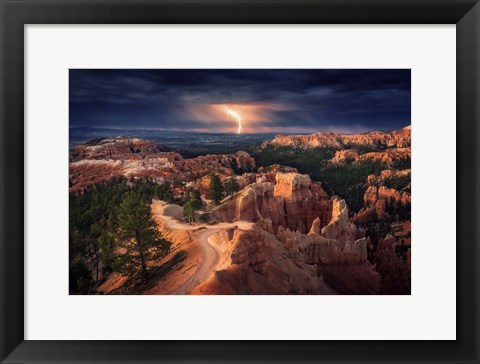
69;123;411;136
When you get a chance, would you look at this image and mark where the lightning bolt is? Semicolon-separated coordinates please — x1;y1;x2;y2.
223;105;242;134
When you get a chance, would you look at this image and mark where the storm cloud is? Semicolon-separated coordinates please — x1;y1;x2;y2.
70;69;410;133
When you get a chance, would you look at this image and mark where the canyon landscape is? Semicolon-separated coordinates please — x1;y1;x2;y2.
69;69;411;295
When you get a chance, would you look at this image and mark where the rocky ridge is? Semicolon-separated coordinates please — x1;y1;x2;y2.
210;172;332;234
352;169;411;224
330;147;411;166
263;126;411;150
69;137;256;191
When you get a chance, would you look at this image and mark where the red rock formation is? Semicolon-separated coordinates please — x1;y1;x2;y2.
257;164;298;178
358;148;410;165
208;189;380;294
365;185;411;208
69;137;164;162
273;197;380;294
321;198;355;244
351;168;411;225
330;148;410;166
274;173;332;233
367;169;411;188
211;182;286;228
264;126;411;150
318;264;381;295
373;222;411;294
192;227;323;295
331;149;359;164
176;151;255;178
69;137;256;191
352;184;411;225
211;172;332;234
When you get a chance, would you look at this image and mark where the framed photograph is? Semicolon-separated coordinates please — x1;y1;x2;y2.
1;0;479;363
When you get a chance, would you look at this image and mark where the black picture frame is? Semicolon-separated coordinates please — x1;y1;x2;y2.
1;0;479;363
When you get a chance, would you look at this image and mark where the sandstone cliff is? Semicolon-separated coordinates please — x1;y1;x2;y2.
69;137;164;162
192;226;324;295
208;182;380;294
69;137;256;191
274;196;380;294
263;126;411;150
210;172;332;234
352;170;411;224
330;148;410;166
373;222;411;294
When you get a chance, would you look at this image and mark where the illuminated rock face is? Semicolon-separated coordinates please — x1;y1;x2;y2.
200;190;379;295
210;181;285;228
331;148;410;166
69;137;256;192
352;169;411;225
192;226;324;295
69;137;164;162
264;126;411;149
211;172;332;235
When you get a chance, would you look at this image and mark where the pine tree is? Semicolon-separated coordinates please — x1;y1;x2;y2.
224;175;240;196
189;189;203;210
69;256;93;294
183;200;196;224
114;192;170;284
208;173;223;205
154;182;173;203
183;188;203;223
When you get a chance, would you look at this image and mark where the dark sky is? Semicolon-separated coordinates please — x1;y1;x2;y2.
69;69;410;134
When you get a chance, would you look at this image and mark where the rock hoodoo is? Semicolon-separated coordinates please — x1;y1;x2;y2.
211;172;332;234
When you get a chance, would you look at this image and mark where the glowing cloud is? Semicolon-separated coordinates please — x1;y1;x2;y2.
223;105;242;134
182;102;298;133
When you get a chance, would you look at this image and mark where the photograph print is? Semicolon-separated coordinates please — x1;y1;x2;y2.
69;69;411;295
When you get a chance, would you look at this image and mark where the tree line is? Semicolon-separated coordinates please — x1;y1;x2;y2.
70;173;241;293
69;177;172;294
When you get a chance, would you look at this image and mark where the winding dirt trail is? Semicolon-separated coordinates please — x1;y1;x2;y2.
153;209;253;295
173;228;221;294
